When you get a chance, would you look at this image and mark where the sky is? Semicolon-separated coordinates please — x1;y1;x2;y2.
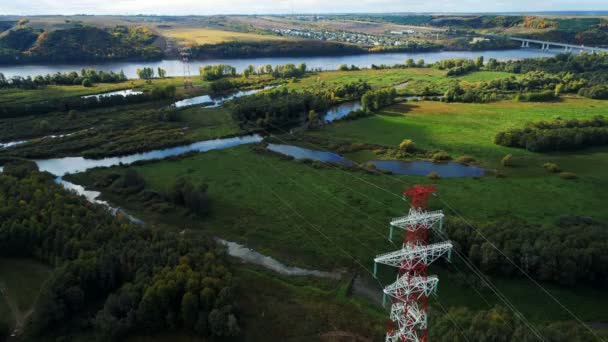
1;0;608;16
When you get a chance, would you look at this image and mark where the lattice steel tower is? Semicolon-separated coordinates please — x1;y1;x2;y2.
180;46;193;88
374;185;453;342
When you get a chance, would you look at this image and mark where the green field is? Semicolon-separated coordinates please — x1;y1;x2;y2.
68;139;608;325
0;258;52;336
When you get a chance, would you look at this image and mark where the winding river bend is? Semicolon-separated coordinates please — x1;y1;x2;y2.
1;49;557;79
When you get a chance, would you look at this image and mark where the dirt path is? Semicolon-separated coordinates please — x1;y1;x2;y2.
0;281;31;339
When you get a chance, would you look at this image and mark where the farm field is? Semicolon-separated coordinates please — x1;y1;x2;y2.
160;27;290;45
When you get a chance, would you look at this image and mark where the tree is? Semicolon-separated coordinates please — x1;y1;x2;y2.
475;56;485;68
501;154;513;167
136;67;154;79
181;292;199;329
157;68;167;78
405;58;416;68
82;78;93;87
308;110;319;127
416;59;425;67
399;139;415;152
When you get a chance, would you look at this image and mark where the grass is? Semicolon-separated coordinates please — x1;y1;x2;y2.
160;27;288;45
457;70;514;82
0;258;52;333
69;140;608;324
179;106;244;140
286;68;447;93
0;76;210;106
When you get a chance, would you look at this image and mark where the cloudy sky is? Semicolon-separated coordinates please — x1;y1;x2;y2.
1;0;608;15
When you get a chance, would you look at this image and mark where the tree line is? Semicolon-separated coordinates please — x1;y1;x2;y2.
431;305;596;342
494;116;608;152
444;216;608;286
361;88;398;112
230;81;371;129
0;69;128;89
0;163;239;340
0;84;176;119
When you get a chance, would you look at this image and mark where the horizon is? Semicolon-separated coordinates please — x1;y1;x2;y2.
2;0;608;16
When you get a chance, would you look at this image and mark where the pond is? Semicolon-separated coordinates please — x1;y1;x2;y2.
267;143;355;166
35;134;263;176
82;89;143;99
1;49;557;79
369;160;485;177
266;144;484;177
323;101;363;123
173;86;274;108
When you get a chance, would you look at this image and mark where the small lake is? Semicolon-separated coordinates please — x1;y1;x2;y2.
0;49;557;79
35;134;263;176
82;89;143;99
369;160;484;177
323;101;362;123
173;86;273;108
267;143;355;166
267;144;484;177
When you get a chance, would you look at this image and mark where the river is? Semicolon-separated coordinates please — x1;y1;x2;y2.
0;49;556;79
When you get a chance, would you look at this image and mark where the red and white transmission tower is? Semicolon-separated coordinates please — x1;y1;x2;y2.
374;185;452;342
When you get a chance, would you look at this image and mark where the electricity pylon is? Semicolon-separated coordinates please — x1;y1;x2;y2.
374;185;453;342
180;46;193;88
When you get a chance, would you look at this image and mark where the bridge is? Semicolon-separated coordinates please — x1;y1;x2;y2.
508;37;608;54
482;34;608;54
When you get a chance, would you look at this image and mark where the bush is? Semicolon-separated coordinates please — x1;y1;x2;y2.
543;163;562;173
456;155;475;164
81;78;93;87
560;172;578;180
427;172;441;180
501;154;513;167
432;151;451;162
516;90;558;102
399;139;416;152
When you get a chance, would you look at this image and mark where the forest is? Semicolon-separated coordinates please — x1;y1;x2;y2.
0;162;238;340
445;216;608;286
494;116;608;152
230;81;371;129
0;25;162;64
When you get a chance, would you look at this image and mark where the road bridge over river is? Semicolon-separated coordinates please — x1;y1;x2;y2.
485;34;608;53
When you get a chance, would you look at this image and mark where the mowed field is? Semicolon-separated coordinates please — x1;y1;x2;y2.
160;27;289;45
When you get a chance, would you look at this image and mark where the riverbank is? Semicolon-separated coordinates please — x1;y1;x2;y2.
0;49;557;79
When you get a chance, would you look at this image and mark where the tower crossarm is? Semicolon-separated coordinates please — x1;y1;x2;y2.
374;241;453;269
390;209;444;231
384;275;439;301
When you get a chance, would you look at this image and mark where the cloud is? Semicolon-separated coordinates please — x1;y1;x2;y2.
2;0;608;15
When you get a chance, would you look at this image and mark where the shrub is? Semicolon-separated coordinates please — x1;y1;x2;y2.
432;151;451;162
399;139;416;152
560;172;578;180
543;163;562;173
456;155;475;164
501;154;513;167
427;172;441;180
82;78;93;87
